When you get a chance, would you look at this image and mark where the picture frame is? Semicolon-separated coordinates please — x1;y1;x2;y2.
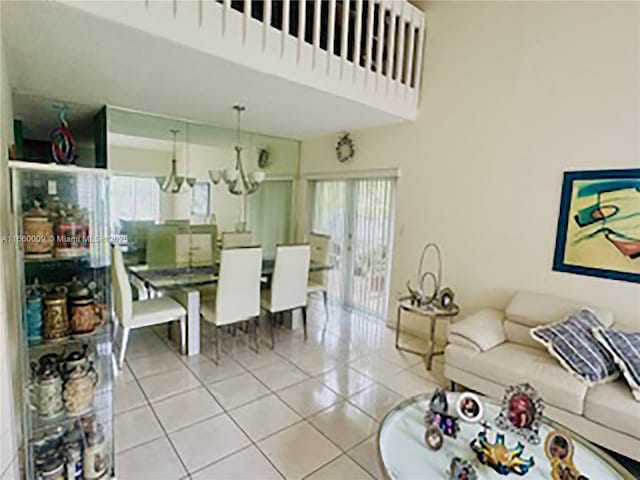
456;392;484;423
553;169;640;284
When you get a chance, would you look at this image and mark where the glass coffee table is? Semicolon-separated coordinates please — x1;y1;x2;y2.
377;392;634;479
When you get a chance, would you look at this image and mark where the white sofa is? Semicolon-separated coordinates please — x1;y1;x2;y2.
444;290;640;461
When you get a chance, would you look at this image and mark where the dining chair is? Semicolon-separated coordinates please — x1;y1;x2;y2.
146;225;178;268
190;224;218;264
307;233;330;315
221;231;253;249
261;244;311;348
111;245;187;369
176;233;213;267
200;246;262;364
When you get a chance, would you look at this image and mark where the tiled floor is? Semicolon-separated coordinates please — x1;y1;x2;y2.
113;301;440;479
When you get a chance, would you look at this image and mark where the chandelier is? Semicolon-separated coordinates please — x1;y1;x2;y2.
208;105;265;231
156;129;196;193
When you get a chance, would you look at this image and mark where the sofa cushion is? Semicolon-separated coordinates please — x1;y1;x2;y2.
445;343;588;414
505;291;614;328
593;328;640;401
448;308;506;352
504;320;546;351
531;309;618;385
584;381;640;439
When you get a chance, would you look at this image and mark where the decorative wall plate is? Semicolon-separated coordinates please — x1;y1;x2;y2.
495;383;544;445
336;133;355;163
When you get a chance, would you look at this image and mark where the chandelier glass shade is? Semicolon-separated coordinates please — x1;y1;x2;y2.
208;105;265;196
156;128;196;193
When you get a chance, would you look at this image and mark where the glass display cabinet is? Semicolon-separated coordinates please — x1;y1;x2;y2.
10;161;114;480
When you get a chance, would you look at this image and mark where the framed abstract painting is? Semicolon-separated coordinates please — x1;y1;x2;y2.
553;169;640;283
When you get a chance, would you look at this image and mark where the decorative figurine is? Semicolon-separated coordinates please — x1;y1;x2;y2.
424;424;444;451
470;431;535;476
545;430;589;480
495;383;544;444
456;392;484;423
50;106;77;165
424;389;460;439
448;457;478;480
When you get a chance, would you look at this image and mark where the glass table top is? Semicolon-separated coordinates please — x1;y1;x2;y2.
128;260;330;290
377;392;633;480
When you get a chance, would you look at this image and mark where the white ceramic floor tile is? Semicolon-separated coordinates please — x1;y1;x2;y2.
309;401;378;451
347;436;385;480
139;368;201;402
0;455;19;480
114;405;164;453
128;351;187;379
114;380;147;414
152;387;224;433
126;336;174;360
187;356;245;384
206;373;270;409
170;414;251;473
114;363;136;384
348;384;403;422
377;370;437;398
306;454;373;480
253;359;309;391
258;422;341;480
349;356;406;383
231;348;283;370
321;366;375;398
373;345;423;369
289;350;343;376
191;446;282;480
229;394;301;441
278;378;341;417
116;437;186;480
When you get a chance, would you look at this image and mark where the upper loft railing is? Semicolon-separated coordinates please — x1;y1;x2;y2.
63;0;426;120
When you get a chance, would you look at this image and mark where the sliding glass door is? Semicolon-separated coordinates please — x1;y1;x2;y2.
312;177;395;319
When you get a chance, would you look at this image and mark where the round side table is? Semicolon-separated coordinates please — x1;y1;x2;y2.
395;296;460;369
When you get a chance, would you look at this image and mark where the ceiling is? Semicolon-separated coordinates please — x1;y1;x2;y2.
2;1;407;140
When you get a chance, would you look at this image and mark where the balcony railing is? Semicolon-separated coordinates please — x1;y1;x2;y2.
65;0;426;120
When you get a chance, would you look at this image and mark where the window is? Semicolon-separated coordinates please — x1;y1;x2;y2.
110;175;160;232
191;182;211;222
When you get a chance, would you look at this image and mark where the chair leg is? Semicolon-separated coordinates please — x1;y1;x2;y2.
213;326;221;365
322;291;329;319
269;312;276;350
254;317;260;353
301;307;308;341
179;316;187;355
118;327;130;370
167;321;172;341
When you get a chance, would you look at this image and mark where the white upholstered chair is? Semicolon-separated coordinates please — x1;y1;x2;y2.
176;233;213;267
307;233;330;314
221;231;253;249
200;246;262;363
261;244;311;348
111;245;187;369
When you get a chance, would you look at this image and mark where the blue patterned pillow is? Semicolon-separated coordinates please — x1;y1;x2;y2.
530;309;618;385
593;328;640;402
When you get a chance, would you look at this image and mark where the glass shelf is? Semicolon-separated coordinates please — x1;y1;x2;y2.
11;165;115;479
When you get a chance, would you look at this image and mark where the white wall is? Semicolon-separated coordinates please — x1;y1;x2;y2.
301;1;640;334
0;3;20;478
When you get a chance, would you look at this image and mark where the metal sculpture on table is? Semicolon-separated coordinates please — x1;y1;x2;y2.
406;243;456;311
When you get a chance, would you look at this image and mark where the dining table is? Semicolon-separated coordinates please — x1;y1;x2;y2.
126;260;331;356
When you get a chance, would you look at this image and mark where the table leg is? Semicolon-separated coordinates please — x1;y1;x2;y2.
427;314;437;370
168;289;200;356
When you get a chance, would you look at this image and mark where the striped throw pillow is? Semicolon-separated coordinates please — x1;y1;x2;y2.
530;309;618;385
593;328;640;402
